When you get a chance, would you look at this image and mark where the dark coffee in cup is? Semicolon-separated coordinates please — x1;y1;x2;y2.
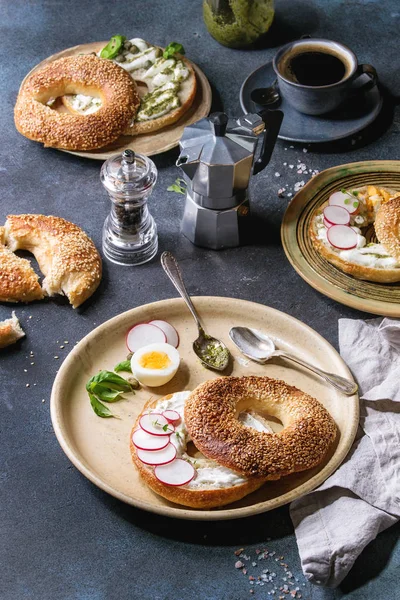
280;49;348;87
272;39;377;116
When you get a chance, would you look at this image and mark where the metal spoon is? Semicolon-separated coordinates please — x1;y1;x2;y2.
161;252;230;371
251;80;281;108
229;326;358;396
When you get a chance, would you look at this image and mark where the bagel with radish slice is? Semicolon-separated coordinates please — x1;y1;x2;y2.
131;391;268;509
309;185;400;283
131;376;336;509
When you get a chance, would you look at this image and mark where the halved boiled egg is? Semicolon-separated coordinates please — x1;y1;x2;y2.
130;343;180;387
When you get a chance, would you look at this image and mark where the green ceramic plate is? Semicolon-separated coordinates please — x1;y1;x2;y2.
281;160;400;317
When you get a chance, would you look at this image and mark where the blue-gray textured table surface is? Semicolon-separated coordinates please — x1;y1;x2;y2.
1;1;399;599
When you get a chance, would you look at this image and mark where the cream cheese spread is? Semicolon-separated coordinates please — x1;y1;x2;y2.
67;38;190;124
68;95;101;114
314;214;400;269
149;391;272;490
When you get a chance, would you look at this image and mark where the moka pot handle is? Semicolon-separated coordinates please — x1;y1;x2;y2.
253;109;283;175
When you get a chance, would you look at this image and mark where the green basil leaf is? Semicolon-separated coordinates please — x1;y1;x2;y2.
114;360;132;373
89;382;124;402
163;42;185;60
86;370;132;392
167;178;187;194
89;393;115;418
167;184;185;194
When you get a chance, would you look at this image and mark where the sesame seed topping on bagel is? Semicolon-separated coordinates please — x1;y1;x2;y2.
14;54;140;150
184;376;337;479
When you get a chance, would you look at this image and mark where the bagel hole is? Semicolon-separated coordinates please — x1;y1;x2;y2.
14;250;42;280
239;410;284;434
52;82;149;116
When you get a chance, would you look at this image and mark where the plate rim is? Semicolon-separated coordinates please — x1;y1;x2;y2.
281;160;400;317
50;296;359;521
239;62;383;144
21;41;212;159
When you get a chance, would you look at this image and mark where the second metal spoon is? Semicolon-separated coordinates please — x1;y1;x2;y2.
161;252;230;371
229;326;358;396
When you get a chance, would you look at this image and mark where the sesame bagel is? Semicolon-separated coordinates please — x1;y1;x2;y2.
184;376;337;479
131;392;268;509
374;196;400;262
14;54;140;150
4;215;102;308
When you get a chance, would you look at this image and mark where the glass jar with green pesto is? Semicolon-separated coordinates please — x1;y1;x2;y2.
203;0;274;48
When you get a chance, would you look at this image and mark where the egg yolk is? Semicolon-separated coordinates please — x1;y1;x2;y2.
138;351;171;370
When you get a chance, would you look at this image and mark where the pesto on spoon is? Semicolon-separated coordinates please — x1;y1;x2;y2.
161;252;230;371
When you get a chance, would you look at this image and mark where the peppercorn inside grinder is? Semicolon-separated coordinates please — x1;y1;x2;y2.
177;110;283;249
101;149;158;265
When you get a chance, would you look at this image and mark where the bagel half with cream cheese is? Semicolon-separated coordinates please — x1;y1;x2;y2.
310;186;400;283
62;38;197;136
131;392;268;509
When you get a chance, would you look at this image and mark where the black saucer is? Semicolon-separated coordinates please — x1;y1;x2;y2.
240;61;383;144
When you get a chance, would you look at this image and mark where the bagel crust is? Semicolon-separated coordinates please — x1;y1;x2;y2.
0;312;25;349
14;54;140;150
0;226;44;303
5;215;102;308
185;376;337;479
374;196;400;262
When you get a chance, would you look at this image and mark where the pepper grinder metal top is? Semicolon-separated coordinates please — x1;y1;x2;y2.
101;149;158;266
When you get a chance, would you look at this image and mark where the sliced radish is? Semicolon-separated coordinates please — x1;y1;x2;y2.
126;323;166;352
139;413;175;436
148;320;179;348
132;428;170;451
328;191;359;214
136;442;176;466
323;205;350;226
327;224;358;250
323;218;333;229
155;458;196;486
162;409;181;424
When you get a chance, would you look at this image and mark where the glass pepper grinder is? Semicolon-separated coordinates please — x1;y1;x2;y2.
101;149;158;265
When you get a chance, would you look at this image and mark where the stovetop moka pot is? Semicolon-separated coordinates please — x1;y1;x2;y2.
177;109;283;249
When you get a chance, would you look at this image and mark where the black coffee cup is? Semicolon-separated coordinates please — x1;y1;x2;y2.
272;38;377;116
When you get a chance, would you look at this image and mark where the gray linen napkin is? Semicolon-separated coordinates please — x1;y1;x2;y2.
290;317;400;588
